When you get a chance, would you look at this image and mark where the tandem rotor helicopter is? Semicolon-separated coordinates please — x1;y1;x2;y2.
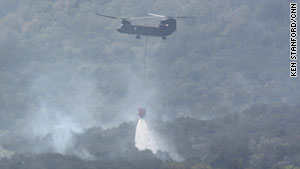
96;13;198;39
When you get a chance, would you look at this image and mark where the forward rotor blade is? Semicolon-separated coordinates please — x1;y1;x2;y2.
96;13;155;20
96;13;119;19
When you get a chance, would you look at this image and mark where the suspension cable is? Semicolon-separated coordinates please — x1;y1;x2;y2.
143;35;147;83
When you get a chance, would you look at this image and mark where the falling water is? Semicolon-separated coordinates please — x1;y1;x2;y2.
134;118;184;161
134;118;158;152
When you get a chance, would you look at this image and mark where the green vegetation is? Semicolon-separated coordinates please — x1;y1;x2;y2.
0;0;298;169
1;104;299;169
0;0;296;127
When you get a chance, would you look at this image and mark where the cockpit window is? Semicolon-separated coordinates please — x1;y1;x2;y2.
118;24;124;29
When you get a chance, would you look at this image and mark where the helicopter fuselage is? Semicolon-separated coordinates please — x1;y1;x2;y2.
117;18;176;39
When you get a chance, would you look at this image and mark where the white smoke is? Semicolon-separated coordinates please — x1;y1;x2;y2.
30;105;83;153
21;65;100;158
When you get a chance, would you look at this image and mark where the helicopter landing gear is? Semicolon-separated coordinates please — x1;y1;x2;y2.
136;35;141;39
162;36;167;40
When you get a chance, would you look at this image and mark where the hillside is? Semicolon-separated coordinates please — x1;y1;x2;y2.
1;104;300;168
0;0;299;169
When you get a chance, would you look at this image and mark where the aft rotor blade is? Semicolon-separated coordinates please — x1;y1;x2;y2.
96;13;119;19
174;16;199;19
148;13;167;18
148;13;199;19
129;16;158;20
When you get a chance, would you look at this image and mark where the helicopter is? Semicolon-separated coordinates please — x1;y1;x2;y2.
96;13;197;39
